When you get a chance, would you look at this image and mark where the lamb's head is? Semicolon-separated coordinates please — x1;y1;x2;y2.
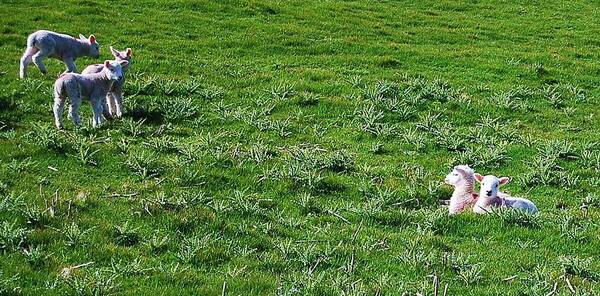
110;46;132;68
474;173;510;198
79;34;100;58
445;165;474;188
102;60;128;81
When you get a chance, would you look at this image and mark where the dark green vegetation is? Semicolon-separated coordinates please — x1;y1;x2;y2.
1;0;600;295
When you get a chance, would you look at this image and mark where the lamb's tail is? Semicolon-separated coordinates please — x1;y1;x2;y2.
54;76;65;99
23;33;39;57
20;34;39;79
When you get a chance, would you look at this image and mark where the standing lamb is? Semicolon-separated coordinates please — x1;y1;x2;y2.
20;30;100;79
82;46;132;118
444;165;479;214
53;60;128;129
473;173;538;214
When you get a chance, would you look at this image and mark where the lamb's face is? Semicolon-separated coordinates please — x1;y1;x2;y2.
90;43;100;58
445;165;473;187
82;35;100;58
110;46;132;65
445;169;465;187
475;174;510;198
103;60;127;81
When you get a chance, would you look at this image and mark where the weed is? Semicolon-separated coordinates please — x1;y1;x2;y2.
22;245;49;267
62;269;121;296
60;222;93;247
558;256;599;281
114;222;140;246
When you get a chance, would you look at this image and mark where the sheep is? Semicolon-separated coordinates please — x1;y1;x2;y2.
82;46;132;119
473;174;538;214
444;165;479;214
20;30;100;79
53;60;128;129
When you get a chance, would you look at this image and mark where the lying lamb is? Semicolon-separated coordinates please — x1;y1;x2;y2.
473;173;538;214
82;46;132;118
20;30;100;79
53;60;128;129
444;165;479;214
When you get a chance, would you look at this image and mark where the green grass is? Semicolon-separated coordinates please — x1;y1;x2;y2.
1;0;600;295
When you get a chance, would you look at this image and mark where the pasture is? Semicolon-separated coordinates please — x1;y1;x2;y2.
0;0;599;295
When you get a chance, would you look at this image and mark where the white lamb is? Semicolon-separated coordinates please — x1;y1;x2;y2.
20;30;100;79
473;174;538;214
53;60;128;129
444;165;479;214
81;46;132;118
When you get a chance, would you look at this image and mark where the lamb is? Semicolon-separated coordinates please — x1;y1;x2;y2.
20;30;100;79
53;60;128;129
444;165;479;214
473;174;538;214
82;46;132;118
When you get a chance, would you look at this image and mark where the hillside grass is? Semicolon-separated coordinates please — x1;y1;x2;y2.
1;0;600;295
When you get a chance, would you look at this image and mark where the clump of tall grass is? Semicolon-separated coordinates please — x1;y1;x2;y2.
24;122;69;153
491;207;540;228
126;150;163;179
0;220;30;251
449;253;485;286
159;97;199;121
0;271;21;295
60;268;121;296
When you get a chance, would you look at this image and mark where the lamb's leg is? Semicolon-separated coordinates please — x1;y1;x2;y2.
105;92;116;118
32;47;51;75
68;94;82;126
113;91;124;118
53;95;65;129
63;57;77;73
91;97;104;128
19;47;38;79
102;94;113;120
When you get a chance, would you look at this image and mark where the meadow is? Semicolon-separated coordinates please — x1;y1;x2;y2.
0;0;600;295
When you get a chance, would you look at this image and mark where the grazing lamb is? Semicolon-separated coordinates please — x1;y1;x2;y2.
53;60;128;129
444;165;479;214
82;46;132;118
473;173;538;214
20;30;100;79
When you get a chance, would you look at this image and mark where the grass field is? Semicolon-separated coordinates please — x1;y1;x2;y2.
1;0;600;295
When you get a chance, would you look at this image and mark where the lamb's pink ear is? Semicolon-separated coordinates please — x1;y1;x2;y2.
110;46;120;58
474;173;484;183
119;60;129;67
89;35;96;44
125;48;132;57
104;60;111;68
79;34;86;40
499;177;510;185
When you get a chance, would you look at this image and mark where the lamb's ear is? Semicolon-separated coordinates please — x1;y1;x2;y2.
79;34;86;40
119;60;129;67
474;173;484;183
110;46;121;58
499;177;510;185
104;60;111;68
89;35;96;44
125;48;132;57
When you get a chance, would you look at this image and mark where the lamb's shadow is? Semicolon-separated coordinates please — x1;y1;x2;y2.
0;96;21;127
126;108;164;124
